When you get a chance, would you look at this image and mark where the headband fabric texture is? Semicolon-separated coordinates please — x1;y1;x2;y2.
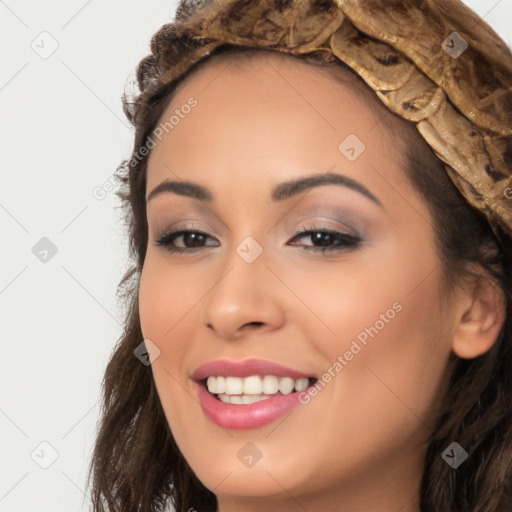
137;0;512;240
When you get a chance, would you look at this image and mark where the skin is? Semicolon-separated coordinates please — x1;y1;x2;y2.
138;52;504;512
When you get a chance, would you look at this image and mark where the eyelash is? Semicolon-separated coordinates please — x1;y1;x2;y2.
154;224;362;255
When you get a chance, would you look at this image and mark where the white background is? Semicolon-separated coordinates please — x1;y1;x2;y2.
1;1;511;511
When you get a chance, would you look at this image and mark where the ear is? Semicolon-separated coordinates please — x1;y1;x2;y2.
451;271;506;359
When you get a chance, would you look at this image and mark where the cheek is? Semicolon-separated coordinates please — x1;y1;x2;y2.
138;268;224;481
138;263;198;439
138;256;201;341
300;236;453;422
314;254;453;447
281;263;453;485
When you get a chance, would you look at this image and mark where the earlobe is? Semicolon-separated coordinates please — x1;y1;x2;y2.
451;275;506;359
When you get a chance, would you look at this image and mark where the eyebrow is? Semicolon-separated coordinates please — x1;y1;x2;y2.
146;172;382;207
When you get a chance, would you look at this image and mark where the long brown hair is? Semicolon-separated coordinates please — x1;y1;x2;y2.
87;1;512;511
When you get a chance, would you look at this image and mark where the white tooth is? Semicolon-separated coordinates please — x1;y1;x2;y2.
225;376;243;394
279;376;295;395
206;376;216;394
217;393;274;404
294;377;309;392
210;375;310;397
241;394;260;404
262;375;279;394
216;376;226;394
243;375;263;395
244;394;272;404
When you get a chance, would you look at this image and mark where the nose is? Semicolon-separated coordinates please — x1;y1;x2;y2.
199;253;286;340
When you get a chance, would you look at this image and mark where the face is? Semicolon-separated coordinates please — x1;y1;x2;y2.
139;53;459;511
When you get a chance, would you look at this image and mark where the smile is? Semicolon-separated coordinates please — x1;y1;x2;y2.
192;358;319;429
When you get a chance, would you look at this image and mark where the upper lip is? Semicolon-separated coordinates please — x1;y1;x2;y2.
191;358;316;382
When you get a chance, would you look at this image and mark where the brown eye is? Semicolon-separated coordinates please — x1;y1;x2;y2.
288;226;361;254
155;229;219;253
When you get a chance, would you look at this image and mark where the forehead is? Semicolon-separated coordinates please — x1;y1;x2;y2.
173;50;399;114
145;50;410;190
169;49;388;117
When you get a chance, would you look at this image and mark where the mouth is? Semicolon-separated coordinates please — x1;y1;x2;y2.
201;375;319;404
192;359;320;428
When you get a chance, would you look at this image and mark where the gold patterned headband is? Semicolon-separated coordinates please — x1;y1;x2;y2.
139;0;512;240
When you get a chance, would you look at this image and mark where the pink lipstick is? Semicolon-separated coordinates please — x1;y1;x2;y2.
192;358;318;429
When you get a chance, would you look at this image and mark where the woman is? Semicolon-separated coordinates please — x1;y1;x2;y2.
88;1;512;511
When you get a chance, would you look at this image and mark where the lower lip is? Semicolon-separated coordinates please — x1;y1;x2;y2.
195;381;307;429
